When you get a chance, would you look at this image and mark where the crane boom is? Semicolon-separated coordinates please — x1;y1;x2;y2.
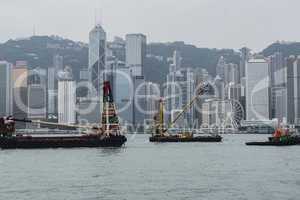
165;82;209;133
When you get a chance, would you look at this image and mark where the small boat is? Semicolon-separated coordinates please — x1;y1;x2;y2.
246;127;300;146
0;81;127;149
149;85;222;143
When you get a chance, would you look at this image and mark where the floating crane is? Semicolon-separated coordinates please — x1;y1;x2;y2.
150;82;222;142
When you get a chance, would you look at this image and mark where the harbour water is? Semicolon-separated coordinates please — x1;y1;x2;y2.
0;134;300;200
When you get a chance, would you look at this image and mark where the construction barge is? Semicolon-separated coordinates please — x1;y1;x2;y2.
149;83;222;143
0;81;126;149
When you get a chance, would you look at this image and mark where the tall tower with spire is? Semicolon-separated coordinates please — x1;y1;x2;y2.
88;24;106;97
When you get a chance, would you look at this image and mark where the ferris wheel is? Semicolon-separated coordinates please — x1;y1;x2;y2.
222;99;245;129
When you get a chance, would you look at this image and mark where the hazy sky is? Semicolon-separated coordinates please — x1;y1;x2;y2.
1;0;299;51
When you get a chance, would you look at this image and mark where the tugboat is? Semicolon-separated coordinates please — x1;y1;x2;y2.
149;83;222;143
246;126;300;146
0;81;127;149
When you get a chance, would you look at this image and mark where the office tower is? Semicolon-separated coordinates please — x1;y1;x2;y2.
245;57;270;121
114;64;133;124
53;54;63;71
27;68;47;120
274;87;287;123
214;75;225;100
88;24;106;97
125;34;146;76
145;82;160;122
286;56;300;125
132;75;146;127
169;50;182;72
58;70;76;124
269;52;286;120
239;47;251;79
0;61;13;116
13;61;28;128
194;68;214;128
270;52;285;87
166;67;194;126
107;36;126;62
227;82;242;101
224;63;240;85
216;56;226;80
47;67;58;119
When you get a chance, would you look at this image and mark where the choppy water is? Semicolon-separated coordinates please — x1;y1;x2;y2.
0;134;300;200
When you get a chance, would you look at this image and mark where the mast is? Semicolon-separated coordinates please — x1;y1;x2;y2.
101;81;120;136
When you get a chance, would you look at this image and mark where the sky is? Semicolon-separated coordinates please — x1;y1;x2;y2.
1;0;299;51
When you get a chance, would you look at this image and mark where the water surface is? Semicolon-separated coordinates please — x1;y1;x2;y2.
0;134;300;200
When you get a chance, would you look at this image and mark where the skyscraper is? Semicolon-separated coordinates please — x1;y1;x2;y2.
245;58;270;121
47;67;58;119
58;70;76;124
239;47;251;79
27;68;47;120
125;34;146;76
53;54;63;71
286;56;300;125
13;61;28;128
114;64;133;124
269;52;286;120
216;56;226;80
89;24;106;97
0;61;13;116
224;63;240;85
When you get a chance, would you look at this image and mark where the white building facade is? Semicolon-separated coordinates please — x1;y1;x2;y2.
58;80;76;124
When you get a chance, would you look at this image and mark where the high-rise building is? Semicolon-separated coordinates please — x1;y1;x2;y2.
224;63;240;85
107;36;126;62
0;61;13;116
114;64;133;124
269;52;286;119
245;58;270;121
194;68;214;128
132;75;146;127
239;47;251;79
58;71;76;124
286;56;300;125
125;34;146;76
88;24;106;97
13;61;28;128
166;67;195;126
27;68;47;120
169;51;182;72
47;67;58;119
53;54;63;71
145;82;160;122
216;56;226;80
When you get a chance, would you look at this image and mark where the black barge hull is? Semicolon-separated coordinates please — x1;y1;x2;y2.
246;136;300;146
245;141;297;146
149;135;222;143
0;135;127;149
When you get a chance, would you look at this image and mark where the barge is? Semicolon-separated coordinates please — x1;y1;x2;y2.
0;81;126;149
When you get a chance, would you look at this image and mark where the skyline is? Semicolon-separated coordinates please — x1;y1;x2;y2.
1;0;300;51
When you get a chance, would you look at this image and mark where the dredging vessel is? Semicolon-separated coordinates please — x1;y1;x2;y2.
0;81;127;149
246;126;300;146
149;83;222;143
